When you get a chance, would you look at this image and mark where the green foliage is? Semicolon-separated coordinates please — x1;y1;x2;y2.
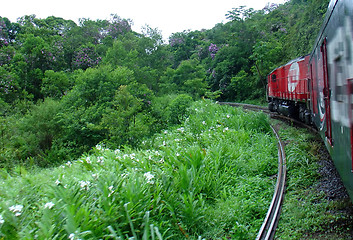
0;98;63;167
41;70;71;99
159;59;207;97
167;94;193;124
64;65;134;107
0;66;19;103
101;85;144;148
274;122;353;239
0;2;342;238
0;100;277;239
0;0;331;171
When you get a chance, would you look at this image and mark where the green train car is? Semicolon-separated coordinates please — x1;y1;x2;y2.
309;0;353;201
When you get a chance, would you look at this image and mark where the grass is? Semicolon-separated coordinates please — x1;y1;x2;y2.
274;121;353;239
0;99;278;239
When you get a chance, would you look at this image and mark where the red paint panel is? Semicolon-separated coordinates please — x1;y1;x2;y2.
268;55;310;102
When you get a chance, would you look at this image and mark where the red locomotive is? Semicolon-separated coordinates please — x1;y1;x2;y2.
267;55;311;124
268;0;353;201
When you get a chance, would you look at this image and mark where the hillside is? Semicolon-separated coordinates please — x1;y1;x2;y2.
0;0;330;166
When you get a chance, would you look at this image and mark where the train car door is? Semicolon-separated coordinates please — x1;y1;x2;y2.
321;38;333;145
348;78;353;172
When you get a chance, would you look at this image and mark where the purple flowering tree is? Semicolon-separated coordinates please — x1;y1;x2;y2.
107;14;133;39
0;20;9;47
0;46;15;66
72;44;101;70
169;37;184;47
0;68;18;102
209;43;219;59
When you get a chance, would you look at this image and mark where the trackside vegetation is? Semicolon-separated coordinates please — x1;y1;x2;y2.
275;122;353;239
1;0;346;238
0;101;278;239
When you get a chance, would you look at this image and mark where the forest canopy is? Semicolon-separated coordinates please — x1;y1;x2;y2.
0;0;329;167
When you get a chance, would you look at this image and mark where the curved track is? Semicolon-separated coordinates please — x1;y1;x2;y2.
256;125;286;240
219;102;289;240
219;102;317;133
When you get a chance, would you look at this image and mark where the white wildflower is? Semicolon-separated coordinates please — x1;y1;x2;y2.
176;153;180;157
9;205;23;216
55;179;61;185
121;173;128;179
223;127;229;132
163;141;166;146
114;149;120;154
66;161;72;167
177;127;185;133
202;121;206;125
227;114;230;118
148;155;152;160
0;214;4;224
164;130;168;134
144;172;155;184
85;157;91;164
159;158;165;163
79;180;90;190
44;202;55;209
96;145;102;151
97;156;104;163
108;185;114;197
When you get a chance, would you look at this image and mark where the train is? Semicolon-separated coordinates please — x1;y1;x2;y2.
267;0;353;201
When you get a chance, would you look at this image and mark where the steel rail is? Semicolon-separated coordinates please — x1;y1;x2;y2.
218;102;317;133
218;102;314;239
256;125;286;240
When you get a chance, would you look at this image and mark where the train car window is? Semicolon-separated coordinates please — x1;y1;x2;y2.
272;74;276;82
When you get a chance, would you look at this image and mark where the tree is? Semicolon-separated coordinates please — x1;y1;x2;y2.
160;59;207;98
41;70;71;99
101;85;143;147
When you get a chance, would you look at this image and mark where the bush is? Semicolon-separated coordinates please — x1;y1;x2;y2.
0;98;64;167
167;94;193;124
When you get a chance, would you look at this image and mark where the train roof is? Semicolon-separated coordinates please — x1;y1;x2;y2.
268;54;309;75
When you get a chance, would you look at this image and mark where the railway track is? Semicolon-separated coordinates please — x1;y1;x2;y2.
219;102;288;240
220;102;319;239
219;102;317;133
256;125;286;240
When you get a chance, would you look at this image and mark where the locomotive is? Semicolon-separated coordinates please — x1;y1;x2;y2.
267;0;353;201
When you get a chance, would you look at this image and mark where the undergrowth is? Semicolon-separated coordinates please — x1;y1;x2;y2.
0;100;277;239
275;122;353;239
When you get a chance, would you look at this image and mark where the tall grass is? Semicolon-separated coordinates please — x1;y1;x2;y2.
0;100;277;239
